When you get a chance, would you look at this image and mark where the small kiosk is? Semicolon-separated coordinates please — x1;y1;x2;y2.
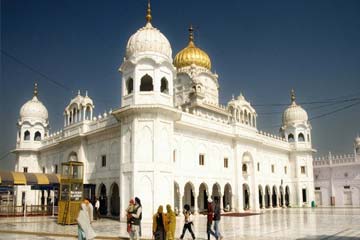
58;161;84;224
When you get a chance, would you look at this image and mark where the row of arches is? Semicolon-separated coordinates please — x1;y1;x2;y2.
174;182;232;212
125;75;169;95
288;133;308;142
229;107;256;127
64;105;93;126
97;182;120;216
257;185;290;209
23;130;42;141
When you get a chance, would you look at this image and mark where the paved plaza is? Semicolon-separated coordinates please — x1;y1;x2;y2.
0;208;359;239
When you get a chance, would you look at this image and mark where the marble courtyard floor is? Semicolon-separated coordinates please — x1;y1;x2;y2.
0;208;359;239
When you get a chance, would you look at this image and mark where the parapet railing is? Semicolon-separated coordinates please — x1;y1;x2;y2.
0;205;58;217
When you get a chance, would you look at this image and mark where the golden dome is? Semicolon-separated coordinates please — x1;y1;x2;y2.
174;26;211;70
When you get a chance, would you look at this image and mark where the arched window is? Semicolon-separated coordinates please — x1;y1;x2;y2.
288;133;294;142
242;164;247;173
34;131;41;141
24;130;30;141
126;78;133;94
160;77;169;94
140;74;153;91
298;133;305;142
248;114;252;126
85;106;91;120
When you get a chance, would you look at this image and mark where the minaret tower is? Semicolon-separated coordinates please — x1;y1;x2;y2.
113;2;179;220
14;82;49;206
281;89;315;207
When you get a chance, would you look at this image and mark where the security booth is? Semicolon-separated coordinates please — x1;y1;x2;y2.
58;161;84;224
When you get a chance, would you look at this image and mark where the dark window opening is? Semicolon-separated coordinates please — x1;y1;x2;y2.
101;155;106;167
199;154;205;165
288;133;294;142
140;74;153;91
302;188;307;202
23;167;28;173
55;164;58;174
242;163;247;173
34;131;41;141
24;130;30;141
224;158;229;168
298;133;305;142
126;78;133;94
160;77;169;94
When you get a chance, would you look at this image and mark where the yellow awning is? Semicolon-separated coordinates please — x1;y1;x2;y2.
11;172;26;185
34;173;50;185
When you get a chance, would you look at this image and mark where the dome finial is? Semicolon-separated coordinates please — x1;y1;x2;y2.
290;89;296;104
33;82;38;97
188;24;195;46
146;0;152;23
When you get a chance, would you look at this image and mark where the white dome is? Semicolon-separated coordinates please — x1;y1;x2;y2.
355;136;360;145
125;22;172;60
282;102;308;125
20;96;48;121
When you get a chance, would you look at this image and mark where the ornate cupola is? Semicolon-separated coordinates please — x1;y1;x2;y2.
17;82;49;149
173;26;219;107
174;25;212;70
280;89;311;143
119;2;175;107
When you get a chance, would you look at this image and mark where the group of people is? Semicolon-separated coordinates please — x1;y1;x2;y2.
77;197;101;240
152;204;176;240
77;196;224;240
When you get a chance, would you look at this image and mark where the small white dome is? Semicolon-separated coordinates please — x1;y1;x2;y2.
282;90;308;125
20;96;48;121
125;22;172;60
355;136;360;145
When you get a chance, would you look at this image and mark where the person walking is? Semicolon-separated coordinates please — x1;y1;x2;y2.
152;205;166;240
206;198;217;240
213;197;223;240
94;197;100;220
129;197;142;240
126;199;135;233
165;204;176;240
77;203;97;240
179;204;196;240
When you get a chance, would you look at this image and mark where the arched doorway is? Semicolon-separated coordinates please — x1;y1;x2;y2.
212;183;221;202
258;185;264;208
183;182;195;211
279;186;284;207
272;185;278;207
243;183;250;210
198;183;208;212
174;182;180;211
110;183;120;216
265;185;271;208
99;183;107;215
285;186;290;207
223;183;232;211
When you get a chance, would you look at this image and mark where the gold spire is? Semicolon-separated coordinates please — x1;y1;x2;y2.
173;25;212;70
146;0;152;23
290;89;296;104
188;25;194;46
33;82;38;97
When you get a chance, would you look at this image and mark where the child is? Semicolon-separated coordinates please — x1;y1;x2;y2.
126;199;135;233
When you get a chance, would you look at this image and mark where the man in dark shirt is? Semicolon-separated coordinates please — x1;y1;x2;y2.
213;197;223;240
207;198;217;240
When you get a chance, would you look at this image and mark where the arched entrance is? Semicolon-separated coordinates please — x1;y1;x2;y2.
272;185;278;207
258;185;264;208
223;183;232;211
285;186;290;207
265;185;271;208
174;182;180;211
243;183;250;210
183;182;195;211
211;183;221;200
98;183;107;215
110;183;120;216
198;183;209;212
279;186;284;207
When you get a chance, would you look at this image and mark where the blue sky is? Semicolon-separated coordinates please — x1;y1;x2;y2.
1;0;360;170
